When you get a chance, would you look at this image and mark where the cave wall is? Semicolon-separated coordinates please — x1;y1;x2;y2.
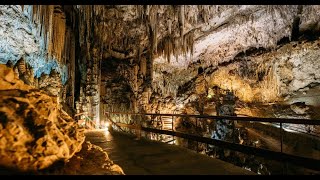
0;5;77;114
0;5;105;125
2;5;318;130
96;6;320;174
98;6;320;139
99;6;320;114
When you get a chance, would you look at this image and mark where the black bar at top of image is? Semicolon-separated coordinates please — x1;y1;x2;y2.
1;0;320;5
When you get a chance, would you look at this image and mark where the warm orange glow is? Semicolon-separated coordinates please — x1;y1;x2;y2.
106;122;110;128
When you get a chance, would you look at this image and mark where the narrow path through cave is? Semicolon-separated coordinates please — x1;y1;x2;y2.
85;129;255;175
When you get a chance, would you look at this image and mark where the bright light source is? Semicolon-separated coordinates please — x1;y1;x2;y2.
104;128;110;135
104;122;111;135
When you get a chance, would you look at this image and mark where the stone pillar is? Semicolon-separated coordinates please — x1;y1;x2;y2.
212;90;236;142
92;47;101;128
83;46;101;129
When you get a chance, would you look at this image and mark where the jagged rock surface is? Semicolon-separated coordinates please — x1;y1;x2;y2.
40;141;124;175
0;65;85;172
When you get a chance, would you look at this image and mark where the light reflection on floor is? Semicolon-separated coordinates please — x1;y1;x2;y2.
93;128;113;141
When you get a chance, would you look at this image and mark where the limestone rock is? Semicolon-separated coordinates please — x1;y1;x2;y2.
41;141;124;175
290;102;309;115
0;65;85;172
0;65;31;91
38;71;63;96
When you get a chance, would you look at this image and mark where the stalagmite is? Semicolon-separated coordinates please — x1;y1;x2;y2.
140;57;147;77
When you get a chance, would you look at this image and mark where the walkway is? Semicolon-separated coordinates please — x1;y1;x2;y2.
85;130;255;175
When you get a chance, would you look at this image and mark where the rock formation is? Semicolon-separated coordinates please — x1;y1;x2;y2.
1;5;320;174
39;141;124;175
0;64;85;172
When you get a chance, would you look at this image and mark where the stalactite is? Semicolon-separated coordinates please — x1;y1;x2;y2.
156;28;194;63
145;5;150;16
17;58;26;74
146;5;158;55
46;6;54;58
198;5;211;24
134;65;139;94
12;5;69;83
154;13;158;53
140;57;147;77
51;7;66;63
183;30;194;57
168;19;172;35
180;5;185;38
136;5;143;21
252;59;280;102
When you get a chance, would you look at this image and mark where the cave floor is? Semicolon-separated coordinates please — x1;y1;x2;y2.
85;129;256;175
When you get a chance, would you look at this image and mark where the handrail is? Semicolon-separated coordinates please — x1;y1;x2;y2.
105;112;127;132
83;114;97;129
105;111;320;172
106;112;320;125
141;127;320;171
74;112;87;117
74;112;98;130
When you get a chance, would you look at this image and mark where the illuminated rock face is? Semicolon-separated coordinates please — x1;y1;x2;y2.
212;90;236;142
0;5;68;84
2;5;319;126
0;65;85;171
1;5;320;172
96;6;320;122
42;141;125;175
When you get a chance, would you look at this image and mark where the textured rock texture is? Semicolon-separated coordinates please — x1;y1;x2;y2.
96;6;320;174
0;5;68;82
0;5;77;119
2;5;319;127
1;5;320;174
39;141;124;175
0;64;85;172
98;5;320;115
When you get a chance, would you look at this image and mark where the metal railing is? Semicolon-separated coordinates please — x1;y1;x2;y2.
74;112;97;130
105;111;320;172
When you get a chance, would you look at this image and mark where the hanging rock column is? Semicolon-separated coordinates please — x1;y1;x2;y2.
85;46;101;128
212;90;237;142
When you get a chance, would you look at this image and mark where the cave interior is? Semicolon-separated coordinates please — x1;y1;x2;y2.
0;5;320;175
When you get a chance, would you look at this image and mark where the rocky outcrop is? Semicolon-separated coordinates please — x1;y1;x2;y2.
0;65;85;172
290;102;309;115
38;70;63;96
40;141;124;175
0;5;69;83
0;5;79;118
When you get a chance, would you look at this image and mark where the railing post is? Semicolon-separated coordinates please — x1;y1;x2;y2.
118;114;121;132
196;118;198;129
158;115;162;141
139;114;142;138
196;118;199;152
280;122;283;153
172;113;174;143
172;115;174;131
232;120;236;143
